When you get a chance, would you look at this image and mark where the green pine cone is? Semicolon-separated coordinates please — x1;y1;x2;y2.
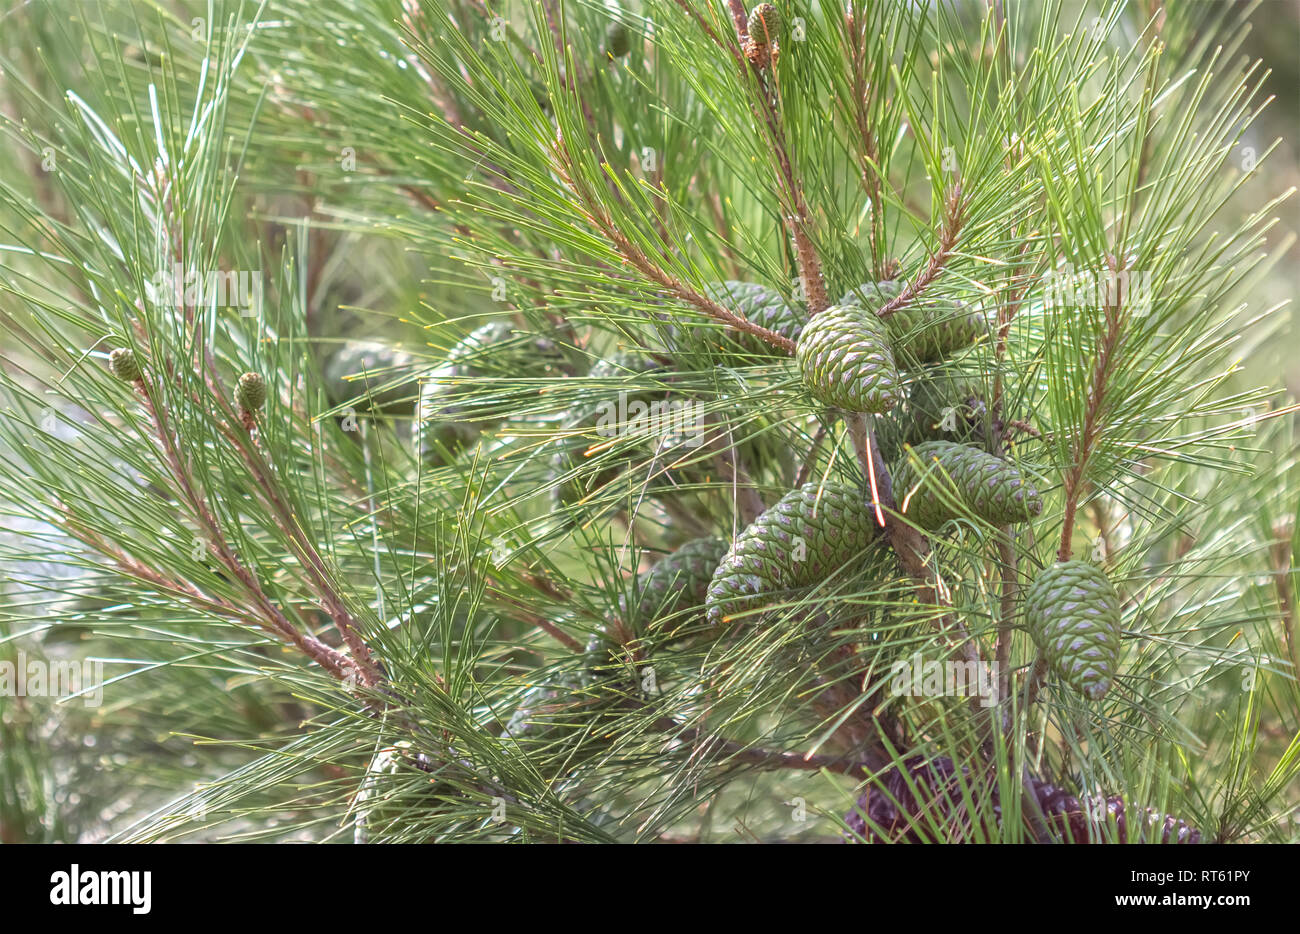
885;299;988;364
839;279;903;309
707;482;882;624
415;322;564;462
665;280;807;357
1024;561;1122;701
108;347;141;383
904;370;987;444
704;281;808;344
626;537;729;632
893;441;1041;528
840;281;988;364
324;341;418;412
795;304;900;413
236;372;266;413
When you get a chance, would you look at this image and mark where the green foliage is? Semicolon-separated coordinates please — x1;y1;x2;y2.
0;0;1295;844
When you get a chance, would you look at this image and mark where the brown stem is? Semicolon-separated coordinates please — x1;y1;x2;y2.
553;150;796;352
846;417;982;668
875;185;966;320
136;381;361;683
1058;256;1126;562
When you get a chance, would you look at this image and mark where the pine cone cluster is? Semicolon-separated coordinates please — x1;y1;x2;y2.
893;440;1041;528
706;482;883;624
1024;560;1122;700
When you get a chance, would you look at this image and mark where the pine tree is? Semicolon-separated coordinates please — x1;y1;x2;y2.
0;0;1297;844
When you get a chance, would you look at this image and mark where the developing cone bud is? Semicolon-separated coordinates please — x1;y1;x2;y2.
1024;560;1122;701
108;347;141;383
745;4;781;66
236;371;266;413
605;21;630;58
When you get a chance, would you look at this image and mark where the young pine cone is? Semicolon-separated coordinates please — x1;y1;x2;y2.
743;3;781;67
324;340;418;413
840;281;988;365
624;536;729;635
236;372;266;413
1024;560;1123;701
707;482;883;625
893;440;1041;528
108;347;142;383
605;21;631;59
795;304;900;413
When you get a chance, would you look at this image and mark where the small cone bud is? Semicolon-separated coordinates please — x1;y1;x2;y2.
108;347;141;383
744;3;781;67
236;371;266;413
749;3;781;49
605;22;630;58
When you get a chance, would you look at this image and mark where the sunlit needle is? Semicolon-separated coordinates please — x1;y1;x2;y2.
864;429;886;527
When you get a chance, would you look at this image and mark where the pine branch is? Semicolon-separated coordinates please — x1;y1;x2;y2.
551;143;798;352
875;184;966;319
1058;255;1128;562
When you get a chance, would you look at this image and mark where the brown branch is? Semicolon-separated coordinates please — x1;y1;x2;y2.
1058;256;1127;562
846;417;983;669
680;0;828;312
551;147;797;353
725;0;749;37
876;185;966;320
135;380;361;683
214;397;383;685
844;9;887;278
